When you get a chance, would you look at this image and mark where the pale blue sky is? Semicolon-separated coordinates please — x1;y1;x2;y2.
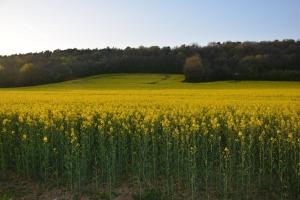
0;0;299;55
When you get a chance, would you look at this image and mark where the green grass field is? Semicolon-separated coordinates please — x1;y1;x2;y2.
2;73;300;91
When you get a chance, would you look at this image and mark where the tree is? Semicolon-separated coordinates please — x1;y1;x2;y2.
0;64;5;85
0;64;4;73
183;54;207;82
0;40;300;87
18;63;43;85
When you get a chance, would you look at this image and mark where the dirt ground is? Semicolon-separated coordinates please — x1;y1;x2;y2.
0;172;138;200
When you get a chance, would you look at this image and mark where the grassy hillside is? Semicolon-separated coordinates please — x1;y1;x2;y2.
2;73;300;91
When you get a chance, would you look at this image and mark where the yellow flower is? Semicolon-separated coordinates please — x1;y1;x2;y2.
211;117;220;129
270;137;276;144
224;147;230;153
238;131;243;137
22;134;27;141
223;147;230;158
287;133;293;142
258;134;264;143
43;136;48;143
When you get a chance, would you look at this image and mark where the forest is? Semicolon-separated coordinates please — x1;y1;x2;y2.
0;39;300;87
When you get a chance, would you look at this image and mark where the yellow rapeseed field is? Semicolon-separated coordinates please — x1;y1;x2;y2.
0;76;300;199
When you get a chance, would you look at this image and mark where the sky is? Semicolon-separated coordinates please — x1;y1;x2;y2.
0;0;299;55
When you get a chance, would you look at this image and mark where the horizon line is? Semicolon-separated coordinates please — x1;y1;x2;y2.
1;38;299;56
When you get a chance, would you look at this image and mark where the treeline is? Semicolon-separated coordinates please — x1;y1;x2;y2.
183;40;300;82
0;39;300;86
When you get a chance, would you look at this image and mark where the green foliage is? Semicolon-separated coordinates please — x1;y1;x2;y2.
183;54;207;82
18;63;43;86
0;65;4;73
0;194;12;200
0;40;300;87
19;63;34;74
2;74;297;92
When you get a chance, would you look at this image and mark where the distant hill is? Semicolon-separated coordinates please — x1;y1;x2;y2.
0;40;300;87
3;74;300;91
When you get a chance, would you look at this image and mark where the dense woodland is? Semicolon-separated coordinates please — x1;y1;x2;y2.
0;40;300;86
